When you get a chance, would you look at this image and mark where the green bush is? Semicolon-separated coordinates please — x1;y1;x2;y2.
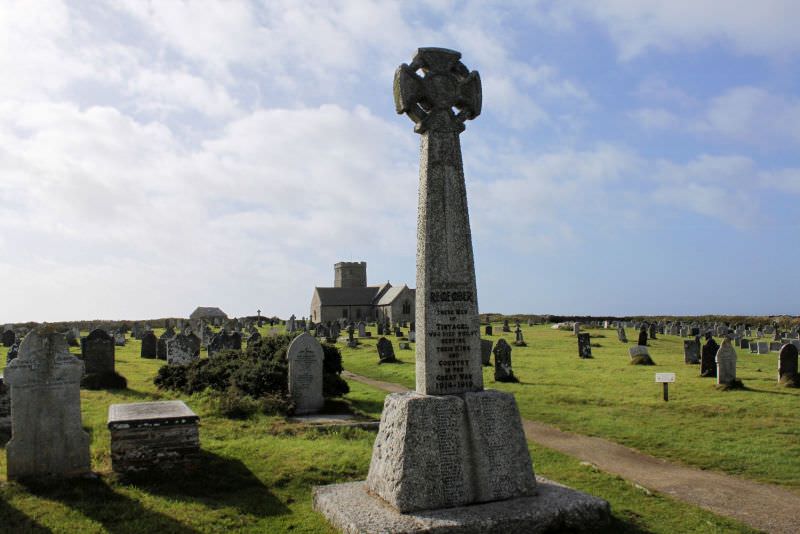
154;333;348;416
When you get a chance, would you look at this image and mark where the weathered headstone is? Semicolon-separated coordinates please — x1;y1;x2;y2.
112;331;125;347
376;337;396;363
739;338;750;350
140;331;158;359
578;332;592;359
207;331;242;357
81;329;116;375
637;325;648;346
484;324;493;336
5;328;91;478
513;326;526;347
166;333;200;366
617;326;628;343
480;339;492;366
629;345;654;365
157;329;175;360
649;323;657;340
2;329;15;347
683;339;700;364
573;322;580;336
778;343;798;386
715;338;738;386
287;332;324;415
493;338;516;382
701;336;719;377
757;341;769;354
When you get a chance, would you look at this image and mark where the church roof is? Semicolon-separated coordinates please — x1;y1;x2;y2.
190;307;228;319
376;285;411;306
315;286;382;306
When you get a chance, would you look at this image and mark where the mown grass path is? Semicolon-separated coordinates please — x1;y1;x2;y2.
343;369;800;534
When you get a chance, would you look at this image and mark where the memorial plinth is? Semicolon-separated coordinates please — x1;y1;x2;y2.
314;47;610;532
107;400;200;473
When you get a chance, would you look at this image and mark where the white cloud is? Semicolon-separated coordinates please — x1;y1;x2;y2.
561;0;800;59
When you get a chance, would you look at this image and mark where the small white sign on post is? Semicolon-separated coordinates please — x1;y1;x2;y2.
655;373;675;401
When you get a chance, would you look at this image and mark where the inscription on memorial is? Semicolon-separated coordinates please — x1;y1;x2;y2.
428;288;480;394
434;402;466;504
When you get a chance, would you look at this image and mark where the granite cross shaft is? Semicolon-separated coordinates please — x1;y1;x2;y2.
394;47;483;395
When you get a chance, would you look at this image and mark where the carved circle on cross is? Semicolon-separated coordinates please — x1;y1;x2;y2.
394;47;482;134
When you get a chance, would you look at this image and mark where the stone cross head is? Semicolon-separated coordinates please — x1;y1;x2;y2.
394;47;481;134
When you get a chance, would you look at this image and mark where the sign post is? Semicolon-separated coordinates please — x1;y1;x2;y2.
655;373;676;402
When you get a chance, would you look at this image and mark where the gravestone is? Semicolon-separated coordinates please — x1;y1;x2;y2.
617;326;628;343
513;326;526;347
408;331;415;342
480;339;492;366
287;314;297;333
757;341;769;354
5;327;90;478
2;329;15;347
778;343;798;386
376;337;396;363
701;336;719;377
502;319;511;332
247;331;262;345
577;333;592;359
140;331;158;359
683;339;700;364
287;333;324;415
81;329;116;375
715;338;738;386
739;338;750;350
485;324;493;336
637;326;648;346
158;329;175;360
166;334;200;366
649;323;657;340
114;331;126;346
207;331;242;357
769;341;782;352
573;322;580;336
358;322;367;337
628;345;654;365
493;338;516;382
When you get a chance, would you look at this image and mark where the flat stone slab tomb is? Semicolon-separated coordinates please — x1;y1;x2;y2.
313;477;610;534
108;400;200;474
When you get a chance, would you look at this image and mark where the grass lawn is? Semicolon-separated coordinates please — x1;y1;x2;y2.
0;325;762;532
341;323;800;491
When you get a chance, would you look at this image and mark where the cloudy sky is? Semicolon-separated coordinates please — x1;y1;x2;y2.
2;0;800;322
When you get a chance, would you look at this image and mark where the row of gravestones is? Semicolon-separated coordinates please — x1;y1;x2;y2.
0;326;330;479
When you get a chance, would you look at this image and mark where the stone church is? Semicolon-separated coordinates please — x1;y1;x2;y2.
310;262;415;324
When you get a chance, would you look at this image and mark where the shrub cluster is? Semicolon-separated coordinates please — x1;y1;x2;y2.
154;333;348;417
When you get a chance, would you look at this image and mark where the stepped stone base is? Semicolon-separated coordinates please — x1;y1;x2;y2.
367;390;536;512
313;478;611;534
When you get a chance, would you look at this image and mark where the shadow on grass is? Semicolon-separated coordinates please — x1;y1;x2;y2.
599;514;655;533
21;476;200;534
0;497;53;533
341;395;385;417
121;450;289;519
